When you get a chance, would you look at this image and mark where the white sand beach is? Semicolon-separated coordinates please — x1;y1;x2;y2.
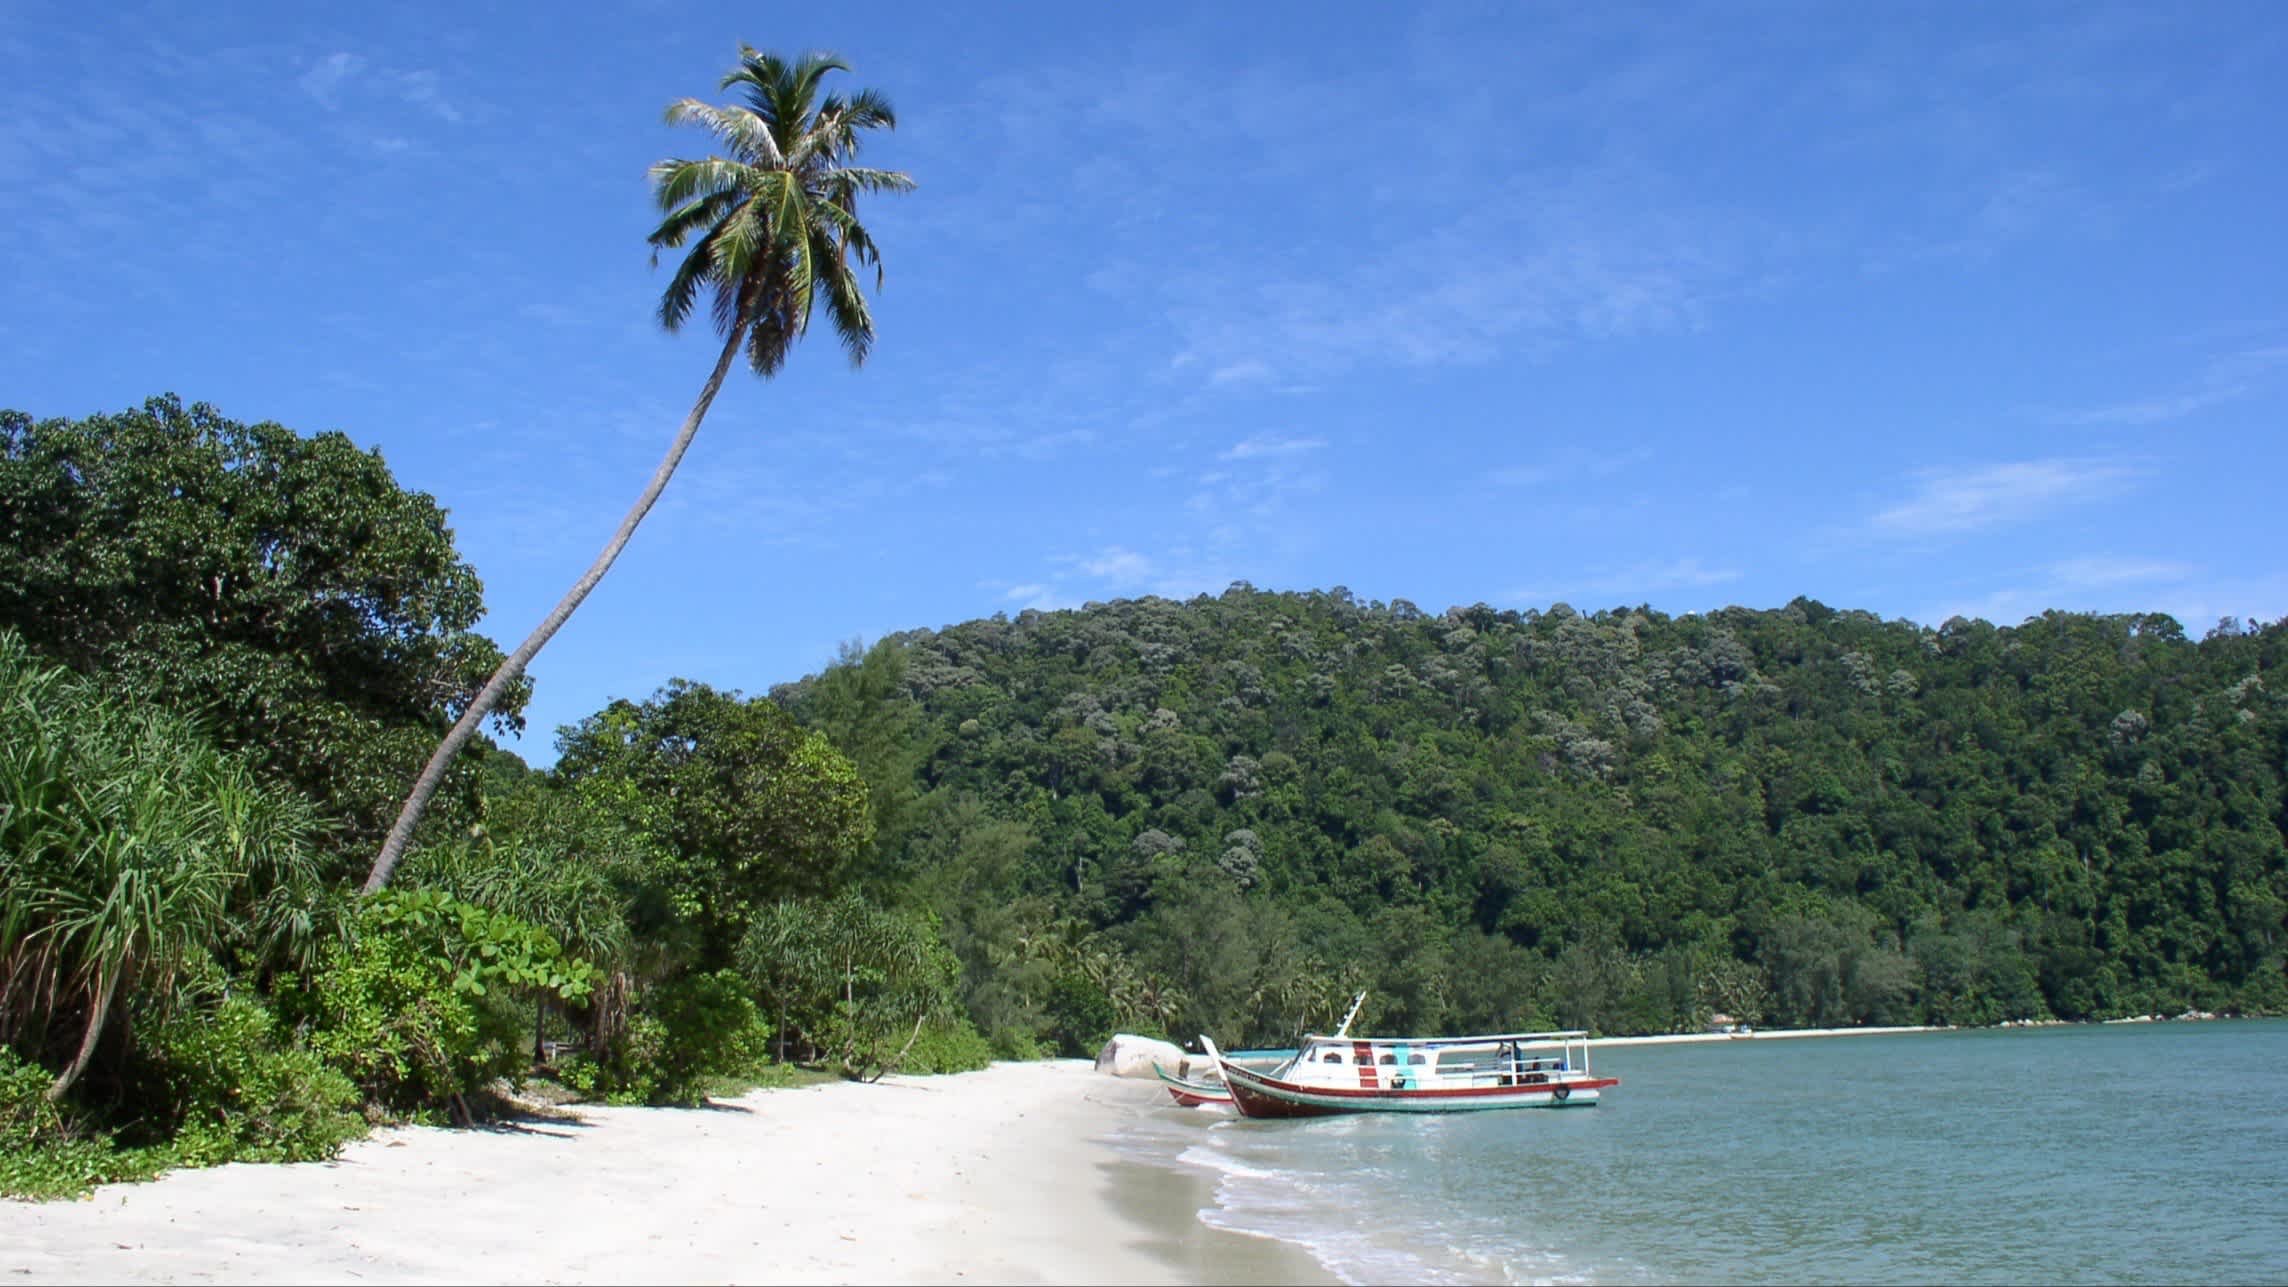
0;1061;1333;1286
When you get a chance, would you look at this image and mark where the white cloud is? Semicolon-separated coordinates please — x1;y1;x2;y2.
1209;359;1273;387
1914;555;2288;634
2047;555;2197;588
1119;134;1754;389
1504;556;1741;606
299;52;361;108
1865;168;2107;272
1871;458;2135;535
2045;386;2244;426
1043;544;1249;605
396;70;462;124
1080;547;1153;581
298;52;461;125
1604;558;1741;593
1491;445;1651;487
2042;342;2287;426
1218;435;1326;461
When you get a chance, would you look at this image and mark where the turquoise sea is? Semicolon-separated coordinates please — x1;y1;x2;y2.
1113;1020;2288;1284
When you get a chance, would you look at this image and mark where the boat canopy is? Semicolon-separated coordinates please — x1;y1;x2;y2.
1295;1029;1590;1051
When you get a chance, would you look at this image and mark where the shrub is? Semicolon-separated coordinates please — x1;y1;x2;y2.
594;970;772;1105
289;891;601;1119
1042;974;1117;1058
987;1027;1047;1062
0;1048;167;1200
291;925;507;1116
136;994;364;1166
899;1019;996;1075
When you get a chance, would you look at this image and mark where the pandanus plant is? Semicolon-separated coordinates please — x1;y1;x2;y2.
0;632;319;1101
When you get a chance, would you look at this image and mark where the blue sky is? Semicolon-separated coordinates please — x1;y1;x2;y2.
4;1;2284;764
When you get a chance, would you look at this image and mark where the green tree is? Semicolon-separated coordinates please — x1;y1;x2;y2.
551;679;873;965
738;892;957;1079
785;639;930;878
0;397;515;854
367;45;914;892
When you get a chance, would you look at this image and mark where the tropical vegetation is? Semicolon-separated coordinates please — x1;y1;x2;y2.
6;389;2285;1196
770;591;2287;1045
3;40;2283;1205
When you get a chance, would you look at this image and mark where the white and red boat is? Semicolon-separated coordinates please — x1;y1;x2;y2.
1200;997;1617;1119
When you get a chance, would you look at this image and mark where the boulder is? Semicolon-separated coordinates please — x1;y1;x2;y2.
1093;1033;1194;1080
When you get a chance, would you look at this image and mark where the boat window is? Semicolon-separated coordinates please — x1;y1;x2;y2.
1321;1051;1344;1064
1378;1054;1397;1065
1408;1054;1427;1065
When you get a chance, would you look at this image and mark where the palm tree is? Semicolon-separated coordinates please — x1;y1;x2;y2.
364;48;914;893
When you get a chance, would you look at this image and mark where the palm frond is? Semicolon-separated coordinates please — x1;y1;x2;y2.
785;52;848;121
810;224;876;366
709;199;768;289
656;224;721;331
660;100;783;167
647;188;740;258
838;88;898;134
649;157;751;219
828;165;917;197
650;45;908;373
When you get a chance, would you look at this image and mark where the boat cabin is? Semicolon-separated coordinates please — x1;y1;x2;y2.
1277;1030;1596;1093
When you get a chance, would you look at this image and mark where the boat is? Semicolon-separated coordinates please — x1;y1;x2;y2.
1199;994;1618;1119
1154;1063;1232;1107
1154;1047;1298;1108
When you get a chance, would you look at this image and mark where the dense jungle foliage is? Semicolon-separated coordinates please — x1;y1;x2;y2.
4;396;2284;1198
0;399;966;1197
774;585;2288;1046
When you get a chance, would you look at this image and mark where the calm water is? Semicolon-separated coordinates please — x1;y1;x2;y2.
1112;1021;2288;1285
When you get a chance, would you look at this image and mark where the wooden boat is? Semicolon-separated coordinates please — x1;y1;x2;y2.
1154;1047;1297;1107
1155;1063;1232;1107
1199;996;1617;1119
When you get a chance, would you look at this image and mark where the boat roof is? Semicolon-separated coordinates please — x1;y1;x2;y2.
1296;1029;1590;1049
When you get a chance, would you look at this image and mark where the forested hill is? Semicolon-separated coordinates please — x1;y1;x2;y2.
778;587;2288;1041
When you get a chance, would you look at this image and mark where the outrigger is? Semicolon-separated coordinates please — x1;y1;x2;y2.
1199;994;1618;1119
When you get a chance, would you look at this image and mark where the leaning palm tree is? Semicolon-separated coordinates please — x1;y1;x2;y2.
365;47;913;893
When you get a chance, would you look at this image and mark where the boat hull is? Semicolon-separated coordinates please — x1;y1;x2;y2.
1154;1064;1233;1107
1218;1059;1617;1119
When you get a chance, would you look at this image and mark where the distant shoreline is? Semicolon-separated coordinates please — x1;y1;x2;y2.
1588;1011;2241;1050
1587;1023;1947;1048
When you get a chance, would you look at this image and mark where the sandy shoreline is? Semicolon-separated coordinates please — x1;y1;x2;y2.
0;1061;1334;1286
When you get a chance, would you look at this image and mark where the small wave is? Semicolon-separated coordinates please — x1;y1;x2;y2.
1134;1109;1619;1285
1175;1141;1286;1182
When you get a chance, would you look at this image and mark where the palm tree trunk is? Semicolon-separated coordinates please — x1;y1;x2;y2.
363;321;751;894
865;1011;928;1084
46;969;121;1102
